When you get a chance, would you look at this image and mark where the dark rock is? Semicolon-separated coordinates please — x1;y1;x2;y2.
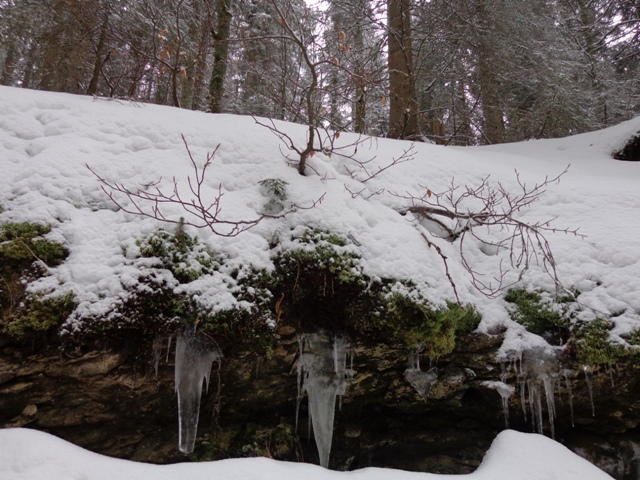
0;333;639;478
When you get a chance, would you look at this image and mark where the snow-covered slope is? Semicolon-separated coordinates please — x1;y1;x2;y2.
0;428;613;480
0;85;639;349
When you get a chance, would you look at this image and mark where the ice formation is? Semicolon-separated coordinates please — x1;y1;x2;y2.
518;346;559;438
562;369;575;427
482;380;515;428
404;346;438;402
296;332;354;468
584;366;596;417
175;327;223;454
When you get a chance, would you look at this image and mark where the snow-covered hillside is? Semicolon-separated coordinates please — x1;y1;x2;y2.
1;85;639;353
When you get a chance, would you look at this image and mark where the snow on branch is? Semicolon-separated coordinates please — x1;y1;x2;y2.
396;166;584;299
87;135;314;237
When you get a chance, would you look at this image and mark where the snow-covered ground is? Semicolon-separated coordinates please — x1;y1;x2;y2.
1;85;639;351
0;428;614;480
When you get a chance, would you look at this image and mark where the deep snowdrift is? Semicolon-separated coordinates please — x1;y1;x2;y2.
0;428;613;480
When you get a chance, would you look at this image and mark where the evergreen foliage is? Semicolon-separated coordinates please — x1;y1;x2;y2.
613;132;640;161
505;289;567;337
272;227;480;358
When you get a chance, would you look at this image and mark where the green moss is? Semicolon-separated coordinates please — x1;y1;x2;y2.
137;219;220;283
0;221;70;338
386;294;480;359
92;223;275;355
0;221;68;267
505;288;567;336
574;318;628;365
272;227;480;359
4;291;76;337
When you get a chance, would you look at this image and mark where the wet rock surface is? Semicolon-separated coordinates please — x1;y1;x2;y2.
1;330;640;478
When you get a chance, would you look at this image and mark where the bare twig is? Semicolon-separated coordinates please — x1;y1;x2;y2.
88;136;320;237
398;166;582;298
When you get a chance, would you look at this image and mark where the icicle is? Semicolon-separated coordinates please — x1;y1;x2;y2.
542;375;556;438
520;379;528;421
563;369;575;427
584;366;595;417
404;346;438;402
152;336;163;378
482;381;514;429
297;332;354;468
175;328;222;454
166;335;173;362
520;346;559;436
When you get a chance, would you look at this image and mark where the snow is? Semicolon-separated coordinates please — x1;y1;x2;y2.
1;86;640;345
0;427;613;480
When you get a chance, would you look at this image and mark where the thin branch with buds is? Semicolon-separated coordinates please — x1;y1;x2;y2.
87;135;323;237
396;166;583;298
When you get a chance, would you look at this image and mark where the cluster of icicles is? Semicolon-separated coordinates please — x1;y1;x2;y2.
483;345;598;439
164;328;437;465
162;329;598;467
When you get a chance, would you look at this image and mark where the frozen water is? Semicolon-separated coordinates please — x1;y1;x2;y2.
296;332;354;468
404;346;438;402
520;347;559;438
563;369;575;427
175;328;223;454
483;380;515;428
583;367;596;417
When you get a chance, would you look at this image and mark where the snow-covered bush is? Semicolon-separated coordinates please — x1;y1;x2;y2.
271;227;480;358
68;222;275;355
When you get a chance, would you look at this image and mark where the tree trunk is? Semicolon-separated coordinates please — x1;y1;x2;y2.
387;0;419;140
87;7;110;96
475;1;504;144
208;0;232;113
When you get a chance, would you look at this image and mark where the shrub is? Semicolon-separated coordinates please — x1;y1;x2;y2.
271;226;480;359
5;291;76;337
574;318;628;366
79;222;274;354
505;288;568;341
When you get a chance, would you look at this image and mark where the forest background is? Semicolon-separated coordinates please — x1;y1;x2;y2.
1;0;639;145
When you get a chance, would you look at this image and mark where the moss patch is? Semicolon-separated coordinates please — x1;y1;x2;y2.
0;221;70;338
574;318;629;365
271;227;480;359
505;288;569;343
78;222;274;355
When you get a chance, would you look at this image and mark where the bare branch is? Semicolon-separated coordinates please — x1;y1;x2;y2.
88;136;282;237
398;166;583;298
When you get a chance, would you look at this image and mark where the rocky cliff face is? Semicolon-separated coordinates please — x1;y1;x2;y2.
1;329;640;479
